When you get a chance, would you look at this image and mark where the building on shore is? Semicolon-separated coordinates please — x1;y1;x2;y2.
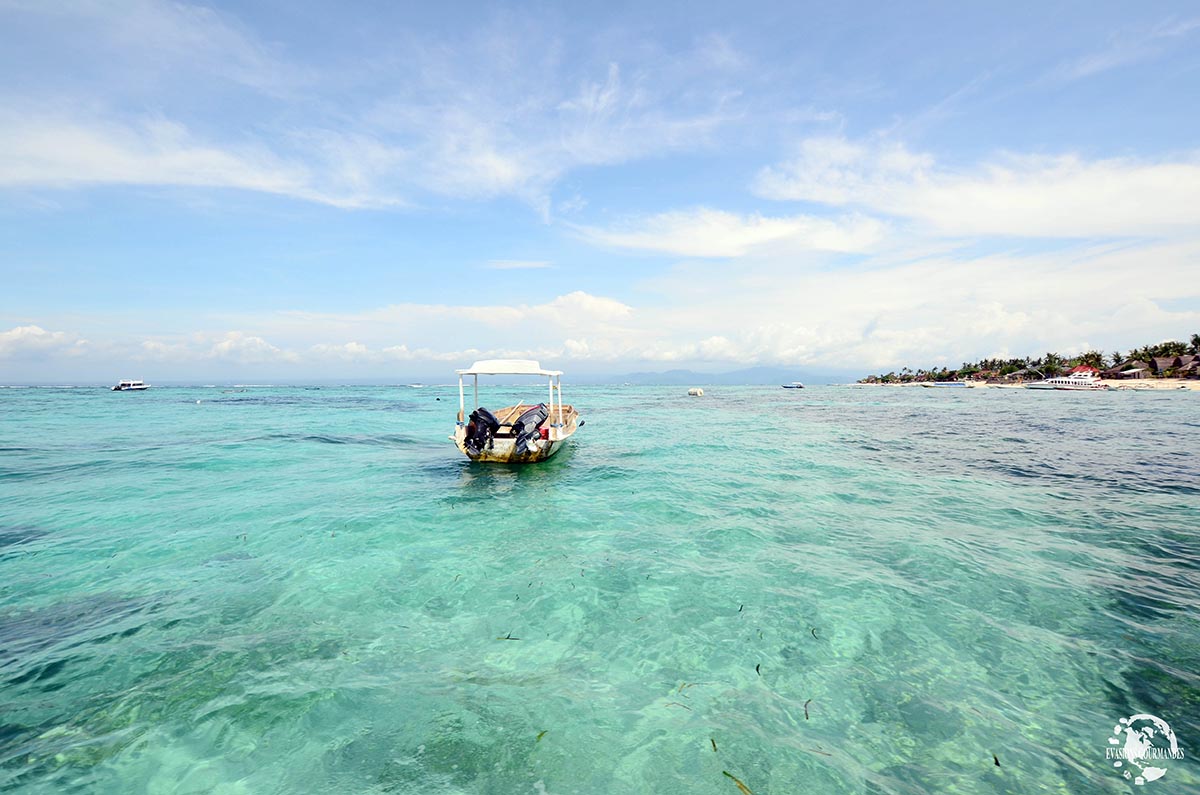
1101;360;1150;379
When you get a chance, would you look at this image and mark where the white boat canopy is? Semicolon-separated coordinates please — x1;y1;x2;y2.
457;360;569;437
456;359;562;377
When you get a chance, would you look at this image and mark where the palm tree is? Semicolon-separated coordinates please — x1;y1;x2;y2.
1042;352;1063;375
1190;333;1200;354
1109;351;1124;368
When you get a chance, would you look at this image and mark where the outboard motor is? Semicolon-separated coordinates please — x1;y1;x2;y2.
465;407;500;455
512;403;549;455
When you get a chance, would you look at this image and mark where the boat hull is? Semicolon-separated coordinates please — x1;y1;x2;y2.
1024;382;1109;391
453;427;568;463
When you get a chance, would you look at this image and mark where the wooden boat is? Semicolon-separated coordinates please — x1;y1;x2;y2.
452;360;581;463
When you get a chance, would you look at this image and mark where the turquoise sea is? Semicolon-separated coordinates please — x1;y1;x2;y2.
2;384;1198;794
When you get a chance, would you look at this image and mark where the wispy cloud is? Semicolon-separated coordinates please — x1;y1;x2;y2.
0;3;749;213
573;207;886;257
1047;15;1200;82
350;53;741;213
755;136;1200;238
0;112;362;205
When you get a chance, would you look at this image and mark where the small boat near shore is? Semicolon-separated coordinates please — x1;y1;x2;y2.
111;380;149;391
1024;373;1110;391
781;382;805;389
452;360;581;463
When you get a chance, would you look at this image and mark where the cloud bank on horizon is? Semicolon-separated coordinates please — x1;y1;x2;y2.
2;0;1198;381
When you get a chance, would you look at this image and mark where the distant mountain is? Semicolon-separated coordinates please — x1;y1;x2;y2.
578;365;850;385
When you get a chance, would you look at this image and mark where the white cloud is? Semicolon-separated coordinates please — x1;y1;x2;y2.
210;244;1199;372
0;113;372;206
754;137;1200;238
0;325;87;358
574;207;885;257
9;243;1198;380
99;292;636;373
541;292;633;324
206;332;298;364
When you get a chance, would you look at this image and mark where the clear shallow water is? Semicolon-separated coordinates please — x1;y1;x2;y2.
1;384;1198;794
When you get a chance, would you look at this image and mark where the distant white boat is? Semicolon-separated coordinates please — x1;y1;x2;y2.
111;380;149;391
781;381;805;389
1024;373;1109;391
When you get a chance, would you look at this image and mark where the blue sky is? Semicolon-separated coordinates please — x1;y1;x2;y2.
2;0;1198;382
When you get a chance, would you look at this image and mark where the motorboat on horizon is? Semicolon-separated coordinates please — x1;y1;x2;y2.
781;381;805;389
111;380;149;391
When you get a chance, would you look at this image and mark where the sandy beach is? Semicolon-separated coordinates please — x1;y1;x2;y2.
1099;378;1200;390
856;379;1200;390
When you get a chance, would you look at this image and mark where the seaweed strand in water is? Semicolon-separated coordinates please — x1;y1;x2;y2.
722;770;753;794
